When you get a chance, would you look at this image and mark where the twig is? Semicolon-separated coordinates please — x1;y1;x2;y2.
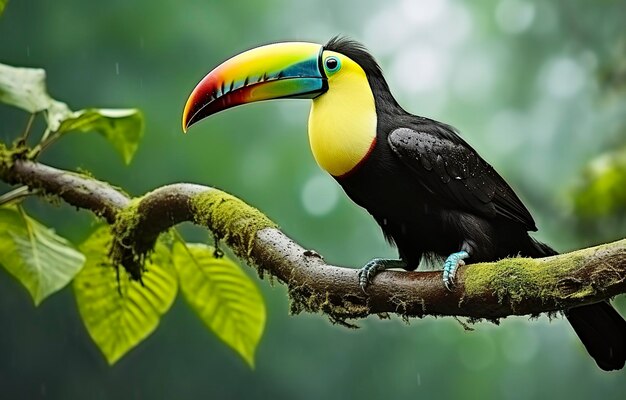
20;113;36;142
0;186;34;206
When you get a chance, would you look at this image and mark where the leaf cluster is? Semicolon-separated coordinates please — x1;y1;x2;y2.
0;60;266;367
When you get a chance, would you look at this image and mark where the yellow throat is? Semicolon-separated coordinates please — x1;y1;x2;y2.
308;51;377;177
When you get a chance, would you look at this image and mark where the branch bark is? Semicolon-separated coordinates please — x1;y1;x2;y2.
2;157;625;323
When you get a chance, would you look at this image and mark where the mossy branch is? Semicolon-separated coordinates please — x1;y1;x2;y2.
2;156;625;322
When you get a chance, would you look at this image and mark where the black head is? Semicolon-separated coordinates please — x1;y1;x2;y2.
324;36;402;112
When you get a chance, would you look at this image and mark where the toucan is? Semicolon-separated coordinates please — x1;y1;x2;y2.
182;36;626;370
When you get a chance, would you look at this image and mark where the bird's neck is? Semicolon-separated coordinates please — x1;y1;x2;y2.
307;76;377;177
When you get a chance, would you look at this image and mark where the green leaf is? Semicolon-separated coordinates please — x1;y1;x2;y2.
572;147;626;217
45;99;73;132
74;227;177;365
0;206;85;305
0;63;53;113
0;62;143;163
173;242;265;367
56;108;144;164
0;0;8;17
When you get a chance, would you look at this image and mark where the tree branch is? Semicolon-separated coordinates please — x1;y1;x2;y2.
2;156;625;323
0;157;129;222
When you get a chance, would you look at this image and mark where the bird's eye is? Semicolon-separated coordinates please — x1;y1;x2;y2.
324;56;341;73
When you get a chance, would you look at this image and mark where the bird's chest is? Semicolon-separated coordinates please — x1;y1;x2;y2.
307;87;377;177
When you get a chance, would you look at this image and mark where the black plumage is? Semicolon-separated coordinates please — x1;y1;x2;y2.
325;37;626;371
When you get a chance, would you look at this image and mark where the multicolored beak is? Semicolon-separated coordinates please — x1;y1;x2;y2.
182;42;327;132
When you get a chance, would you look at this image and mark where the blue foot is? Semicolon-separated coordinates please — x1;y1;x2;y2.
442;251;469;290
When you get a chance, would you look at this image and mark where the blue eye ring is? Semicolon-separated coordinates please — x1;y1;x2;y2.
324;56;341;73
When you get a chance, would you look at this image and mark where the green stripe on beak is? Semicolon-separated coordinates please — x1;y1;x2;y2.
182;42;327;132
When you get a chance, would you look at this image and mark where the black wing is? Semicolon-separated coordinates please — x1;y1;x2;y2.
388;126;536;231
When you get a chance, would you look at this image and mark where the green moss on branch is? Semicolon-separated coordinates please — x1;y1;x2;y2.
110;197;145;279
190;190;276;260
0;142;29;175
464;240;626;311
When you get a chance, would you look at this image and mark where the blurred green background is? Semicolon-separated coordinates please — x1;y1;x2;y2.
2;0;626;398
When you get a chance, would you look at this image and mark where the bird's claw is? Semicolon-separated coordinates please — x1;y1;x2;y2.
358;258;406;292
442;251;469;291
358;259;381;293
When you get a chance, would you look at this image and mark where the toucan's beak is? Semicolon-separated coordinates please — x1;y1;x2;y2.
182;42;327;132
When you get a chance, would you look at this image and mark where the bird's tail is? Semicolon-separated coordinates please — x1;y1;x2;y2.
566;302;626;370
523;235;626;371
